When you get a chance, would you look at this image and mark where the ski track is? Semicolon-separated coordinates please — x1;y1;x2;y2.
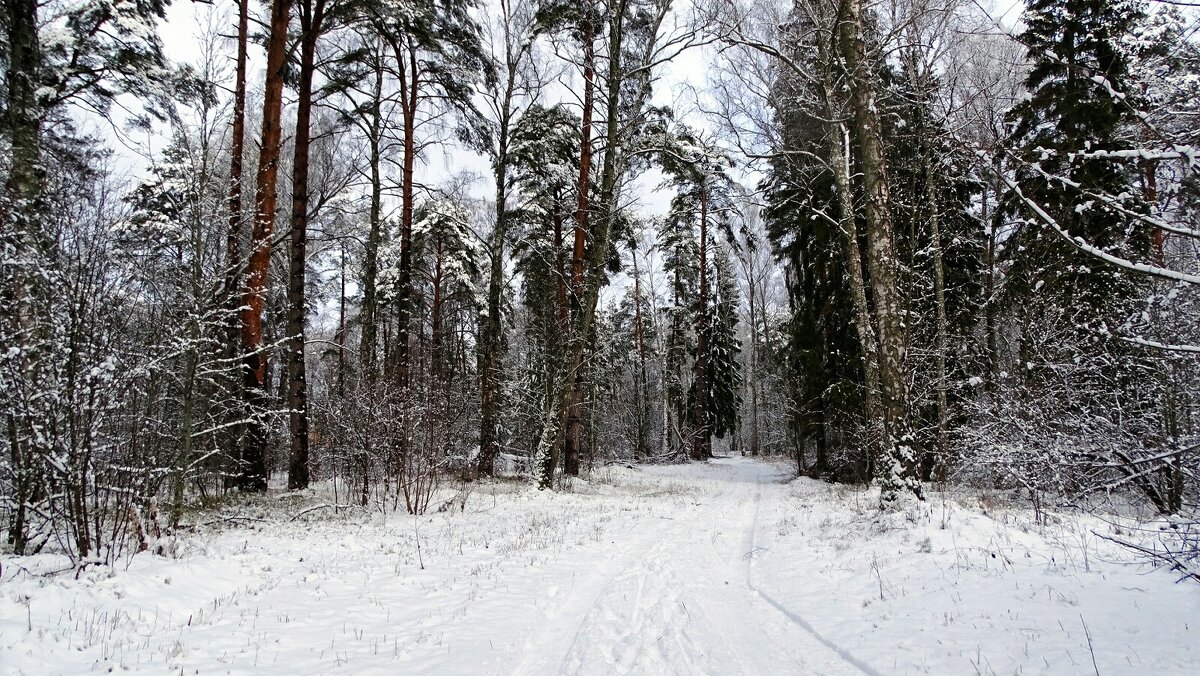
515;457;869;676
10;457;1190;675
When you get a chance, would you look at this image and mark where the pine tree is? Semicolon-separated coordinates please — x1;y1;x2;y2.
366;0;494;385
658;124;739;460
507;104;581;480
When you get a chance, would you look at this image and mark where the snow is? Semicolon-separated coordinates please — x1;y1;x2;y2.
2;459;1197;674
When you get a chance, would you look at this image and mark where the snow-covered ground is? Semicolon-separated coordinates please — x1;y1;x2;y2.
2;458;1196;674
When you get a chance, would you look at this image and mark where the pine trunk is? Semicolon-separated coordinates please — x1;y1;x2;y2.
564;17;597;478
360;54;385;381
239;0;292;492
286;4;323;491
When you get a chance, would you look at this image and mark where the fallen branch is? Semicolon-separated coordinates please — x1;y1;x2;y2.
288;503;353;521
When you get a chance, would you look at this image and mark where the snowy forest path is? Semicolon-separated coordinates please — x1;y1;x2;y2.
513;456;871;675
3;457;879;675
8;456;1199;675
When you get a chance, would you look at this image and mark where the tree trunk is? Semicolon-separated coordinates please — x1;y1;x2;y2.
542;0;635;487
239;0;292;492
477;67;518;479
838;0;921;503
745;257;760;457
286;2;324;491
2;0;42;554
555;207;569;324
691;187;710;461
924;151;950;481
817;19;882;470
631;247;649;461
831;123;882;464
360;53;385;381
564;15;597;478
983;169;998;388
338;241;347;396
431;235;445;378
390;43;420;387
225;0;248;295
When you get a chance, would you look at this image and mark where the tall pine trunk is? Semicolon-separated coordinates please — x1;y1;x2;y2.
239;0;292;491
286;0;325;490
564;16;597;478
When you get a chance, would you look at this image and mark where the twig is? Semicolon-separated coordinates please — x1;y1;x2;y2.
1080;614;1100;676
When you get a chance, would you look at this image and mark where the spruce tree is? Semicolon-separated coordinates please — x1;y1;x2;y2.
706;246;743;443
1002;0;1152;328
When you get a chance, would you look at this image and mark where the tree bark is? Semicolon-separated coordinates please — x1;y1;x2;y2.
838;0;920;502
2;0;42;554
817;17;882;472
924;151;950;481
631;247;649;460
564;14;597;478
360;53;385;381
239;0;292;492
431;234;445;378
225;0;248;295
744;253;760;457
477;52;519;478
286;0;325;491
691;186;710;461
396;48;419;387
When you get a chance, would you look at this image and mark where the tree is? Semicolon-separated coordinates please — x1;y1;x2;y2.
477;0;546;478
1000;0;1151;328
836;0;923;504
2;0;172;552
533;0;704;488
659;124;740;460
285;0;356;490
707;244;743;443
366;0;493;386
508;103;580;477
239;0;293;491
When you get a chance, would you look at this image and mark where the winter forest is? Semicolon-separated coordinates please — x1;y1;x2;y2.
2;0;1200;671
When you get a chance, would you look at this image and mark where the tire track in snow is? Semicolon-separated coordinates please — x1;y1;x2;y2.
743;473;882;676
